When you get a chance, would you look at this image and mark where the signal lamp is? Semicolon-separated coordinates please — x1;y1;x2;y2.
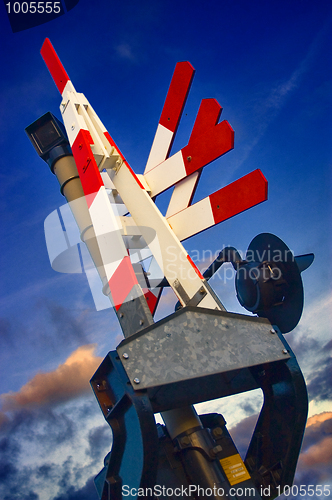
235;233;314;333
25;112;71;171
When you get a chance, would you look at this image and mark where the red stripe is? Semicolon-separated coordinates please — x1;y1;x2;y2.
142;288;161;315
182;120;234;176
104;132;145;189
210;170;268;224
188;99;222;143
71;130;103;207
159;62;195;133
41;39;70;94
187;255;204;280
109;256;139;311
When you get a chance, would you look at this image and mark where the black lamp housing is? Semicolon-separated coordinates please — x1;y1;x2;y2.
25;112;72;172
235;233;314;333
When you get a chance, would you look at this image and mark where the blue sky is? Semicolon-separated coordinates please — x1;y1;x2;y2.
0;1;331;499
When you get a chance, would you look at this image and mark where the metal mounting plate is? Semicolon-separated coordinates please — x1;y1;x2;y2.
117;307;290;390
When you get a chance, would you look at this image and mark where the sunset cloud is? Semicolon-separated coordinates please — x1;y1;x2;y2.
1;345;102;411
299;412;332;467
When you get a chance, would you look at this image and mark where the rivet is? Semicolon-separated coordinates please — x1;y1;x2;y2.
71;124;75;130
133;378;140;384
270;328;276;334
139;319;144;326
282;349;288;354
119;313;124;318
187;156;192;162
122;353;129;359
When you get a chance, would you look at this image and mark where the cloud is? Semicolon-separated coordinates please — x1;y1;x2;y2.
52;476;97;500
286;293;332;407
293;412;332;488
86;424;112;460
0;398;108;500
300;436;332;467
229;413;259;458
234;20;330;172
306;352;332;403
114;43;137;62
42;300;89;345
300;412;332;456
1;345;102;411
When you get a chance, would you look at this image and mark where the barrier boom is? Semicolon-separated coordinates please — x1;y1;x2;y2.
41;38;225;313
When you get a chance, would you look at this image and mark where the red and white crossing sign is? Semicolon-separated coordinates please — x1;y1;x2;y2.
41;38;267;317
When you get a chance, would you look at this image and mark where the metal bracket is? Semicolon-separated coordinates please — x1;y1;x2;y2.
90;351;159;500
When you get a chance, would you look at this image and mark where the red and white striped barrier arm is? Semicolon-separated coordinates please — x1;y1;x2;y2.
143;61;201;217
144;99;234;198
144;61;194;174
41;39;225;312
167;169;268;241
41;39;141;312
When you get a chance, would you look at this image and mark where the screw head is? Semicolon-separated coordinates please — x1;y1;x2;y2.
122;353;129;359
133;378;140;384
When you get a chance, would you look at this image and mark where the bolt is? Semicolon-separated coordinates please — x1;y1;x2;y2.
133;378;140;384
187;156;192;162
211;445;223;456
122;353;129;359
71;123;75;130
212;427;223;438
199;287;205;295
282;349;288;355
270;328;276;334
139;319;144;326
119;313;124;318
